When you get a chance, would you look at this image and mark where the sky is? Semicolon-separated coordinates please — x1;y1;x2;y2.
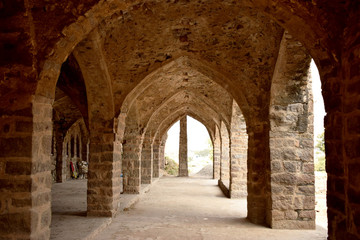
165;59;325;161
165;116;210;163
311;59;326;138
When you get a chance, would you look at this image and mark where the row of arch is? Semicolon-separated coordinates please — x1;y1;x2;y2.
1;1;358;239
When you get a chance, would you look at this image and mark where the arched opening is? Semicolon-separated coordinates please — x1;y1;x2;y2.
163;116;214;178
50;56;91;237
311;59;327;229
187;116;213;178
164;121;180;176
2;1;355;239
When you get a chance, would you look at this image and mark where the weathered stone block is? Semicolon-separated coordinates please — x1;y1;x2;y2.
5;161;32;175
299;210;315;220
271;173;297;185
0;137;32;157
284;210;298;220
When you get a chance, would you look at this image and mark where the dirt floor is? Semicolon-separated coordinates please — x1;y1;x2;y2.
51;168;328;240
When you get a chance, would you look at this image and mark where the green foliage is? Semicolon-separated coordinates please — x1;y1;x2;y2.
165;156;178;175
315;155;326;171
315;132;325;153
315;132;326;171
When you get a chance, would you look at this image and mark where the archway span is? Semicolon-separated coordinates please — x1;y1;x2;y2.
155;108;217;146
35;0;338;108
143;90;228;134
120;56;249;119
141;107;217;181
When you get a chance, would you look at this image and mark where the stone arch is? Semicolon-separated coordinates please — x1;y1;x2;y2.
1;1;349;239
118;56;238;132
151;106;219;179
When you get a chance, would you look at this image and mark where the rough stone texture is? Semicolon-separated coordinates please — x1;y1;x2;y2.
178;116;188;177
230;101;248;198
141;135;153;184
122;111;142;194
213;126;221;180
87;129;122;217
219;121;230;193
1;0;359;239
159;135;167;172
152;139;160;179
269;32;314;229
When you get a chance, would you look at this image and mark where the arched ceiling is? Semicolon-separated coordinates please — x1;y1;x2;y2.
96;0;284;121
143;92;221;139
122;58;233;130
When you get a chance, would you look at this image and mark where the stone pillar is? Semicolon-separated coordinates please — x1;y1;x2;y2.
122;131;142;194
54;122;66;182
269;32;314;229
230;101;248;198
220;122;230;184
141;135;152;184
213;126;221;179
179;116;188;177
152;139;160;178
160;134;168;172
247;122;271;225
87;128;122;216
0;96;53;239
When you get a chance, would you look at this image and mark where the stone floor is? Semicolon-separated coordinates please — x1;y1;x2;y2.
51;176;327;240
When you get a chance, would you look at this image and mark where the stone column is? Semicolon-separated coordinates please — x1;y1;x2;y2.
141;135;152;184
268;32;315;229
247;122;271;225
0;95;53;239
122;132;142;194
230;101;248;198
219;121;230;197
152;139;160;178
220;122;230;183
87;128;122;216
160;134;168;172
53;122;66;182
178;116;188;177
213;126;221;179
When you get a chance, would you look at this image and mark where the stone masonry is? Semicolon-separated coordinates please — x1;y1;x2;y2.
0;1;359;239
179;116;188;177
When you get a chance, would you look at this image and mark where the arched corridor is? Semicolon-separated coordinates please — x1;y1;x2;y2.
1;1;359;240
